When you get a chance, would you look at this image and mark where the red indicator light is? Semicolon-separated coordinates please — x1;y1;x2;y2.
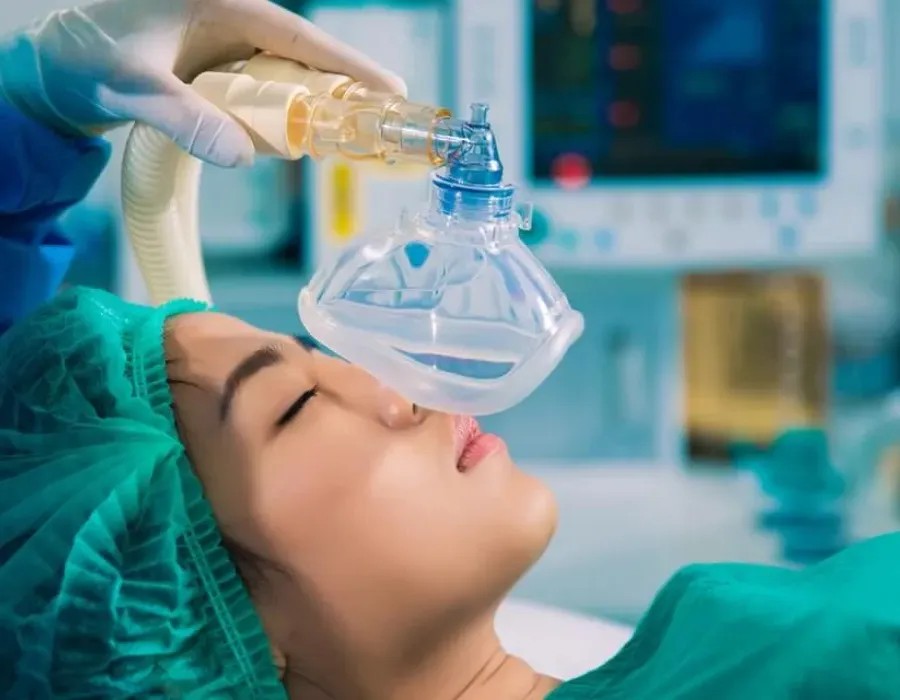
609;101;640;128
607;0;641;14
609;44;641;70
551;153;592;190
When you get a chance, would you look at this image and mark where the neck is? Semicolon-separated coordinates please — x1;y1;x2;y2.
453;651;560;700
284;626;560;700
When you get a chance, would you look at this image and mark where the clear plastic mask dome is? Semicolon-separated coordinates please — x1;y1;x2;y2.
298;104;584;415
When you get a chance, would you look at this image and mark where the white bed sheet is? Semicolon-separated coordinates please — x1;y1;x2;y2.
496;598;634;681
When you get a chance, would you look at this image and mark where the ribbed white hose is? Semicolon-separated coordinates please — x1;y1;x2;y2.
121;125;211;305
120;56;342;306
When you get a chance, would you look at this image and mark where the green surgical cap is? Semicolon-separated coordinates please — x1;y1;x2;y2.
0;287;286;698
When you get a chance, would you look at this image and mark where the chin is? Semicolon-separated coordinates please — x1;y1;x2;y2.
510;471;559;571
527;476;559;551
461;470;558;612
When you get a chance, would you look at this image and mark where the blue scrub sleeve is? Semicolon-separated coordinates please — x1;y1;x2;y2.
0;100;111;334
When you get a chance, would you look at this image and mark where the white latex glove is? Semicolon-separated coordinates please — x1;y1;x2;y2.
0;0;407;167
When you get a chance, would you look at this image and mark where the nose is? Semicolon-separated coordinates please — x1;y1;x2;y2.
328;361;428;428
374;383;426;428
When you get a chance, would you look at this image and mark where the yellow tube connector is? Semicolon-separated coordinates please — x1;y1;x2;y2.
191;54;470;166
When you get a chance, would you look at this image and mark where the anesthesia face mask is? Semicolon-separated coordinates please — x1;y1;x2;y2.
120;56;582;418
298;104;584;416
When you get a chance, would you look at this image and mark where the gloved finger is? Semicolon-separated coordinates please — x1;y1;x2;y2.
224;0;408;96
126;75;256;168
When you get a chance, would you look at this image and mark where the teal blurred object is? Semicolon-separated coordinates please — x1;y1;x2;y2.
733;427;847;564
59;206;118;291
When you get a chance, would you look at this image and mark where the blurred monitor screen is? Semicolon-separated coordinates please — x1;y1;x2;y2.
530;0;824;181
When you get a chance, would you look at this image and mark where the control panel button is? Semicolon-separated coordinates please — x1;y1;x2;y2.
557;228;579;251
594;229;615;252
778;225;799;251
796;191;818;218
760;192;779;219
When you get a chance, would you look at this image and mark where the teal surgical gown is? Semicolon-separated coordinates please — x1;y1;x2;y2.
3;99;900;699
550;531;900;699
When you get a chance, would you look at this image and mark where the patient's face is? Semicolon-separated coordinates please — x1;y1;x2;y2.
164;311;556;660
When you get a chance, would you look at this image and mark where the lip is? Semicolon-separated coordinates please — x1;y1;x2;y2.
454;415;506;472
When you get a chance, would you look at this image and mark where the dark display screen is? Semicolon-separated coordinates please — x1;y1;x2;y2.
530;0;824;182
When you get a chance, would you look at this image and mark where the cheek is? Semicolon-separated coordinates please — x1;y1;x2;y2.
255;439;458;564
244;429;556;595
246;431;428;552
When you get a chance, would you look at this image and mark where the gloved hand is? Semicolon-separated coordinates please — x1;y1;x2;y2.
0;0;406;167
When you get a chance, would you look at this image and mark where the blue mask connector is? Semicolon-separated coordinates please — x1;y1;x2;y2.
430;104;531;228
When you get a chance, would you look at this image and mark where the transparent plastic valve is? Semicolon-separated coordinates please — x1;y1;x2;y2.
299;104;584;416
286;75;472;165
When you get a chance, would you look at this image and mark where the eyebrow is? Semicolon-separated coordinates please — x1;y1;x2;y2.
219;336;315;422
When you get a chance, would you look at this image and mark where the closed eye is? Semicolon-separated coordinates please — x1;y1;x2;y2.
275;385;319;430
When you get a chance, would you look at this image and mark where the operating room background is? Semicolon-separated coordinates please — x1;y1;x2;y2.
8;0;900;625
